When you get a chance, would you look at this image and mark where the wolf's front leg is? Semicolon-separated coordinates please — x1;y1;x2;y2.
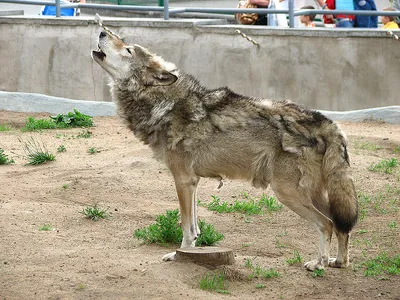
162;171;200;262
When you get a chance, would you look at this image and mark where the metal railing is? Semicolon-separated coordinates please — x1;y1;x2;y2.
1;0;400;28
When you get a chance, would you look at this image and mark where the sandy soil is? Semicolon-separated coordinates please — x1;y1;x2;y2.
0;111;399;300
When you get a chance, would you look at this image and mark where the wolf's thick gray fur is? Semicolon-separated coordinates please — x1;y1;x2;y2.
92;30;358;271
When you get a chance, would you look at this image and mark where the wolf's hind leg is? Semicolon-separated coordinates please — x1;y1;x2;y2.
162;168;200;262
272;185;333;270
329;229;350;268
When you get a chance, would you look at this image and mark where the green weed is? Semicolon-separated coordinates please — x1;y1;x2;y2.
22;117;57;131
22;109;93;132
133;209;224;246
394;146;400;154
360;253;400;277
359;208;367;221
88;147;100;154
76;283;86;290
388;221;397;229
312;269;325;278
56;134;67;139
201;194;282;216
244;258;254;269
80;205;110;221
255;283;266;289
358;187;399;217
57;145;66;153
39;224;54;231
286;250;303;265
0;149;15;165
50;109;93;128
21;138;55;165
244;259;280;280
199;272;229;294
0;123;11;131
368;158;398;174
275;239;287;248
195;219;225;246
62;184;69;189
77;130;92;138
248;265;280;280
354;139;382;151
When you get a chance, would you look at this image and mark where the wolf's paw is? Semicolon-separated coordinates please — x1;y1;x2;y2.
328;258;348;268
304;260;326;271
162;252;176;262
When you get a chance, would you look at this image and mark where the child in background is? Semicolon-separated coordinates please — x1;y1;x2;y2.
381;7;399;29
300;5;316;27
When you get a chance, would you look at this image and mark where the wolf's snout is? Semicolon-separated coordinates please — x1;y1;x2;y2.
99;31;107;38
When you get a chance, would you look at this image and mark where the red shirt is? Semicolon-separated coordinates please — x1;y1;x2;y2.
324;0;355;23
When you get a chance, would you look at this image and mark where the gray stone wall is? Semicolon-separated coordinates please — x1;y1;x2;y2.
0;16;399;110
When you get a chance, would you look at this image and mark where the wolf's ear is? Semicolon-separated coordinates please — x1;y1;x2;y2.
145;68;178;86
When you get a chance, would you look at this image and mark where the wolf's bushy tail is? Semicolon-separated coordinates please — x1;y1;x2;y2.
323;125;358;233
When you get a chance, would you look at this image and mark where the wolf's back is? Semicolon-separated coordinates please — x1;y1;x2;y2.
322;123;358;233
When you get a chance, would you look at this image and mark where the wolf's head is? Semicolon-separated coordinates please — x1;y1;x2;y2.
92;31;178;87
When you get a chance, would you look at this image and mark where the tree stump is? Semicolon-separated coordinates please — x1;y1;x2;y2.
175;247;235;266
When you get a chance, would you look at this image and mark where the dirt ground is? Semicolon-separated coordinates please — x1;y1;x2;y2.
0;110;399;300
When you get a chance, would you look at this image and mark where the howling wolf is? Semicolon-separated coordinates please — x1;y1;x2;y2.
92;29;358;271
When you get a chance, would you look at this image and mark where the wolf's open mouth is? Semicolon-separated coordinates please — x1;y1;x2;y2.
92;49;106;61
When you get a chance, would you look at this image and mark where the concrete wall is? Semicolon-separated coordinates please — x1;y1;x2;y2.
0;16;399;111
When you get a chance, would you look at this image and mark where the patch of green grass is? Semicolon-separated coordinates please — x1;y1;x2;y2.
388;221;397;229
76;283;86;290
62;184;69;189
354;139;382;151
359;208;367;221
358;229;368;234
248;265;280;280
80;205;110;221
199;272;229;294
22;109;94;132
286;250;303;265
255;283;266;289
195;219;225;246
50;109;93;128
244;259;280;280
88;147;100;154
0;123;11;131
312;269;325;278
21;138;55;165
357;186;399;217
200;194;282;216
275;239;287;248
57;145;66;153
39;224;54;231
368;158;398;174
22;117;57;131
77;130;93;139
244;258;253;269
393;146;400;155
133;209;224;246
56;133;67;139
0;148;15;165
360;253;400;277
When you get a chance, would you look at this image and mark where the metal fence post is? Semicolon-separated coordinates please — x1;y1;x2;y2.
164;0;169;20
56;0;60;17
288;0;294;28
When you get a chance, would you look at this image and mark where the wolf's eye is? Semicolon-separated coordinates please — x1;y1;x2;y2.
126;48;132;55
